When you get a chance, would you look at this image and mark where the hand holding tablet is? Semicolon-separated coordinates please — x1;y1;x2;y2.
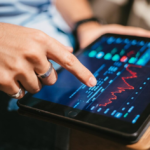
18;33;150;143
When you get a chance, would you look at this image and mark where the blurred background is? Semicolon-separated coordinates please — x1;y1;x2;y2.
89;0;150;30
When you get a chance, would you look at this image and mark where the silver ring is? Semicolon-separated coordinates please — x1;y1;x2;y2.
38;62;53;79
8;88;22;99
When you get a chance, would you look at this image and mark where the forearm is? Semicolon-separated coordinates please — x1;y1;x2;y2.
54;0;94;29
54;0;101;49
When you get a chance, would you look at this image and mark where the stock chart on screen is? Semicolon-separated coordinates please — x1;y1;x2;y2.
34;35;150;124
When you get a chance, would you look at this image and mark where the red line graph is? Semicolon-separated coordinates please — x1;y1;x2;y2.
99;64;142;107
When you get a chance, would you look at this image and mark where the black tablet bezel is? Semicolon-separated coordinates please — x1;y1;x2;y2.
18;33;150;141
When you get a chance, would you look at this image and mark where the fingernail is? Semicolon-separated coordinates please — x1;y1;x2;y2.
89;77;97;87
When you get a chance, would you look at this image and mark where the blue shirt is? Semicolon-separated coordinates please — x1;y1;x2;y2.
0;0;74;69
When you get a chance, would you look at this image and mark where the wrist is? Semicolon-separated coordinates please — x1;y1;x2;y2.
72;17;102;50
77;21;101;37
77;22;102;49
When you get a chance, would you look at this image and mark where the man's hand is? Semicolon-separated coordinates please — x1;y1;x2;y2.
55;0;150;48
0;23;97;99
77;22;150;49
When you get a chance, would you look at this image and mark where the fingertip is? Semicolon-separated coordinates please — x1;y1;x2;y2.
88;76;97;87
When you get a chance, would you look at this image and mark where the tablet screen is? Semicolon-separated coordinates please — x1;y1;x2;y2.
33;34;150;124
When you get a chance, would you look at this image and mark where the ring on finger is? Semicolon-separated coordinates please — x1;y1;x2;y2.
37;62;53;79
8;88;22;99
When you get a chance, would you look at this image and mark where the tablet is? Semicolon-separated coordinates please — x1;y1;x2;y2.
18;34;150;143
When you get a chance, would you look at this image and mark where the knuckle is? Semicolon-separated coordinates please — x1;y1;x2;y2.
64;54;76;68
13;62;26;75
30;51;40;60
6;58;21;72
25;49;42;64
33;30;47;43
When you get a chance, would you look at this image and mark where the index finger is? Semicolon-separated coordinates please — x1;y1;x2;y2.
46;38;97;87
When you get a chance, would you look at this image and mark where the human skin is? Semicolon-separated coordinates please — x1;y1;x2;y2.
0;0;150;99
55;0;150;49
0;23;97;99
